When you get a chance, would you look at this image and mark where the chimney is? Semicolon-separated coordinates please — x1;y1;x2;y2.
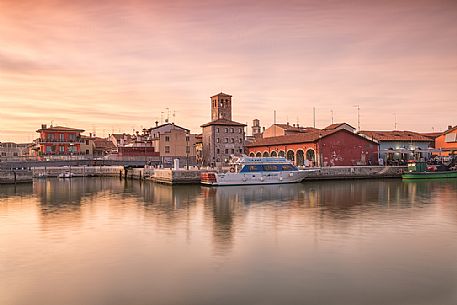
41;124;47;130
287;122;289;126
155;121;159;127
293;124;296;127
90;133;92;137
262;127;265;132
448;125;453;130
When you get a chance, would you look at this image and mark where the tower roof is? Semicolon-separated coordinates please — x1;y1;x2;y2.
211;92;232;98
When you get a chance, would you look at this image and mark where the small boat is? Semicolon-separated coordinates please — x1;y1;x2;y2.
402;160;457;179
201;156;317;186
58;172;74;178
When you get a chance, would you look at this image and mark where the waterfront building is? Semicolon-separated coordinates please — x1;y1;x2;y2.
109;133;133;148
34;124;84;155
247;128;379;166
201;92;246;166
434;125;457;156
262;123;317;138
0;142;30;159
95;138;119;157
359;130;433;164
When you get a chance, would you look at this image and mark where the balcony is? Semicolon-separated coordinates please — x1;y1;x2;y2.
37;138;84;144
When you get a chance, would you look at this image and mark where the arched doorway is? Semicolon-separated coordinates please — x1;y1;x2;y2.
270;151;277;157
262;151;269;157
249;152;255;157
278;150;285;157
296;150;304;166
306;149;315;166
255;152;262;157
286;150;295;162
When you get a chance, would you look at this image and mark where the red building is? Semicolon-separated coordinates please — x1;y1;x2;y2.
246;129;379;166
35;124;84;155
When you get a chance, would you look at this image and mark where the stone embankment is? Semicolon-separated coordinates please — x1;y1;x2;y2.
0;170;33;184
0;165;407;185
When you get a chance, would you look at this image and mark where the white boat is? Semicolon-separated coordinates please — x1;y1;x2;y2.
201;156;317;186
58;172;74;178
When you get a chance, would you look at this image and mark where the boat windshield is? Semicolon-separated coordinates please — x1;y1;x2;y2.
239;164;298;173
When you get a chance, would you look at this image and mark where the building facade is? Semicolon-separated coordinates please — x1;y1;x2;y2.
359;130;434;164
34;125;84;155
247;129;379;167
0;142;30;159
201;92;246;166
435;125;457;156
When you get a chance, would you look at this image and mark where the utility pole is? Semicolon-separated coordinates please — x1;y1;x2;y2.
353;105;360;131
313;107;316;128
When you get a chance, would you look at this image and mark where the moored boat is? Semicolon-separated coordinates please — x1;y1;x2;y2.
402;160;457;179
201;156;317;186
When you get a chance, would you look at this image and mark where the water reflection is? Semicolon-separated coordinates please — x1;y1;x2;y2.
1;178;457;305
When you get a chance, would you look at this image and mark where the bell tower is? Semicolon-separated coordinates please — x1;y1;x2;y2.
211;92;232;121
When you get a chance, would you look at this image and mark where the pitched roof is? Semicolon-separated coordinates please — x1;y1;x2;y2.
420;132;442;139
201;118;247;127
36;126;84;132
211;92;232;98
273;123;307;132
359;130;433;142
443;125;457;135
246;129;333;147
148;122;189;132
324;123;356;130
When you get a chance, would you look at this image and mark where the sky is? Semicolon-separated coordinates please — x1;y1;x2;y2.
1;0;456;142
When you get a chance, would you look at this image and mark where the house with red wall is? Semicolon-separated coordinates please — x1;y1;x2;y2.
246;128;379;166
34;124;84;156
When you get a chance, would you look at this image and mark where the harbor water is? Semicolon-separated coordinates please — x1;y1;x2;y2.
1;178;457;305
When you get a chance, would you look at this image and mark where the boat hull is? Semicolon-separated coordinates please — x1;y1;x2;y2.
201;170;311;186
402;171;457;179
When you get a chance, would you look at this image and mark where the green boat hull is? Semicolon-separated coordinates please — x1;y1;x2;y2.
402;171;457;179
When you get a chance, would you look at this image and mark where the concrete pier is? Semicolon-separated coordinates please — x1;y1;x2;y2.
0;170;33;184
151;169;203;184
304;166;406;180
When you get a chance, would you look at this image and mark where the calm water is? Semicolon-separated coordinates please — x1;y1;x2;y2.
1;178;457;305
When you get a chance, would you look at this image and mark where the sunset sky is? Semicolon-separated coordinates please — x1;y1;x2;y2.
1;0;456;142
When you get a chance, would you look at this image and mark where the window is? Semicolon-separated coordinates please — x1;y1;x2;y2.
230;128;234;133
239;148;243;153
231;138;234;143
224;128;228;133
224;138;228;143
216;138;220;143
186;136;189;142
86;140;89;145
216;148;220;154
239;138;242;143
216;128;219;133
165;136;170;142
264;165;279;171
1;152;6;156
165;146;170;153
13;152;18;156
69;134;76;141
186;146;190;153
59;146;65;153
225;149;229;154
60;134;65;141
239;128;242;133
231;149;234;154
